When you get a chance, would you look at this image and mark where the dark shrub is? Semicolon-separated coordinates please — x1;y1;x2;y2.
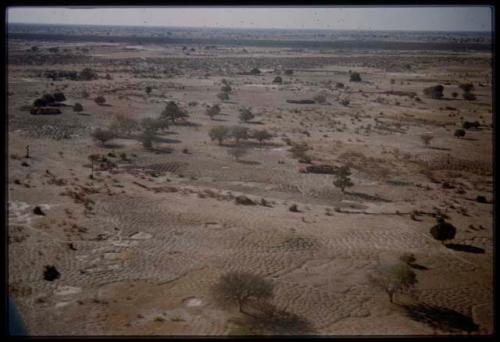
350;72;361;82
423;85;444;99
454;129;465;138
430;218;456;244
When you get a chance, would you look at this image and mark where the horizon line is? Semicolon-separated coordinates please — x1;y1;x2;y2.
7;21;493;33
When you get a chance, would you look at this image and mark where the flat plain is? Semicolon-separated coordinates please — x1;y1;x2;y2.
7;24;493;335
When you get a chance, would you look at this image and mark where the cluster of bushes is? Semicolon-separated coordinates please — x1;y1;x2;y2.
33;92;66;107
43;67;98;81
209;125;273;145
423;85;444;99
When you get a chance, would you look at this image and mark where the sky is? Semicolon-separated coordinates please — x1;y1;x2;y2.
7;6;493;32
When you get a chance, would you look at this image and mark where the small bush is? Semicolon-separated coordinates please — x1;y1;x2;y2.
73;103;84;113
423;85;444;99
94;96;106;105
454;129;466;138
350;72;361;82
250;68;261;75
273;76;283;84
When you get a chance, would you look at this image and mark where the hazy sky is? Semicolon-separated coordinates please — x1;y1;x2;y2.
7;6;493;32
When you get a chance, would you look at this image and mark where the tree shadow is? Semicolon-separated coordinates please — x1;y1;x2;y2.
409;263;429;271
212;118;228;122
238;141;283;148
102;142;124;149
461;137;478;141
237;160;261;165
171;120;201;127
97;103;113;107
152;136;182;144
147;146;174;154
429;146;451;151
344;191;392;203
76;112;91;116
445;243;485;254
402;304;479;333
245;302;315;335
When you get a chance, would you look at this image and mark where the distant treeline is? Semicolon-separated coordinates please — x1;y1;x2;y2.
8;33;492;52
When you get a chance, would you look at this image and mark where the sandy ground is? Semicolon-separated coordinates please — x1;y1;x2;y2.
7;40;493;336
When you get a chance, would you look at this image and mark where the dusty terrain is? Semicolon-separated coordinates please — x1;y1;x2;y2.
7;26;493;336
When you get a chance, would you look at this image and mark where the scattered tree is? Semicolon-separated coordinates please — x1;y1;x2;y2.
420;133;434;147
252;129;273;144
221;84;232;93
145;86;152;95
161;101;188;123
284;69;294;75
239;108;255;123
231;126;250;144
110;115;140;136
206;104;221;120
333;166;354;193
91;128;115;146
211;271;274;315
209;125;230;145
368;262;418;304
250;68;261;75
